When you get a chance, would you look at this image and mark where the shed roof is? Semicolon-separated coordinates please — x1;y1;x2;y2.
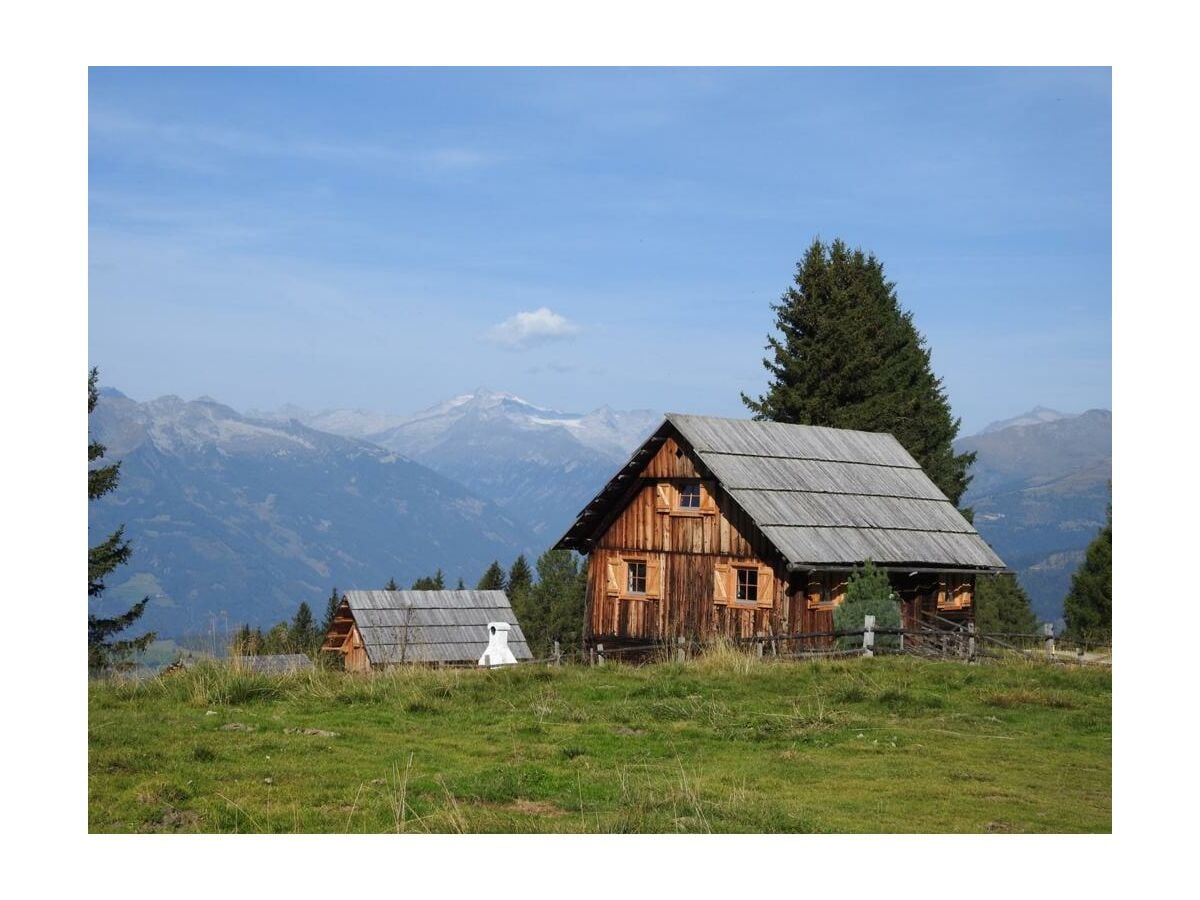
341;590;532;665
235;654;315;674
556;414;1004;571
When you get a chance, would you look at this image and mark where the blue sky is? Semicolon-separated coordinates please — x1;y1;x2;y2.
88;67;1110;434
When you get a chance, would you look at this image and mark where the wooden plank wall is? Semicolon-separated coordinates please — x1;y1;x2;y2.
583;434;975;648
588;436;797;645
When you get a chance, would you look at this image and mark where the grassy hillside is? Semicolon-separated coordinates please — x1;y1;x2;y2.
88;653;1111;833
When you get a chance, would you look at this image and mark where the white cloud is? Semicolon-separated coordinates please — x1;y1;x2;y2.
486;307;580;350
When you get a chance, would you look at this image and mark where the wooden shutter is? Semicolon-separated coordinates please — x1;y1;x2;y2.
700;481;718;515
757;566;774;608
605;559;620;596
806;572;823;609
713;562;730;605
646;554;662;599
655;483;671;512
831;574;848;607
935;575;949;608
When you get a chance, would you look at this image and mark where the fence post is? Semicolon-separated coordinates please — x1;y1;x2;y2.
862;614;876;658
553;640;561;667
589;647;596;667
756;631;764;659
676;636;686;664
1043;623;1055;659
966;622;976;663
597;643;605;666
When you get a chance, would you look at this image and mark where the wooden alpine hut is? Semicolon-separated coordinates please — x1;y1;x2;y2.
321;590;532;671
554;414;1006;651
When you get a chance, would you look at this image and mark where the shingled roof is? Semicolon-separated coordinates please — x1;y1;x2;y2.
556;414;1005;571
341;590;533;665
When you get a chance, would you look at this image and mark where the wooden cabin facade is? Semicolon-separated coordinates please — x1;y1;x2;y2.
555;415;1005;650
320;590;532;671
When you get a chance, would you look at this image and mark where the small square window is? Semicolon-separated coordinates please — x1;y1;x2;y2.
678;482;701;509
627;561;647;595
735;568;758;603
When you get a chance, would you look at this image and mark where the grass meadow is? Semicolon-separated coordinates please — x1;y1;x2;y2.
88;650;1111;833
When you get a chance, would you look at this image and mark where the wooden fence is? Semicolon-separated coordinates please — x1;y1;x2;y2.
561;614;1112;669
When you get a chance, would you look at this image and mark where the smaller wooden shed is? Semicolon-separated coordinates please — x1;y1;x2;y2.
320;590;532;672
233;654;315;674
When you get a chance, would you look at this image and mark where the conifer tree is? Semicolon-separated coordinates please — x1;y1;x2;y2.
833;560;900;648
88;368;155;671
322;587;340;634
455;577;465;589
521;550;586;657
974;574;1038;636
384;577;400;591
743;239;975;507
1064;507;1112;643
410;570;446;590
476;560;507;591
290;601;317;653
508;555;532;597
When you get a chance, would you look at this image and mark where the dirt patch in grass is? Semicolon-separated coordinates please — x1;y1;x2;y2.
145;808;201;832
506;799;567;817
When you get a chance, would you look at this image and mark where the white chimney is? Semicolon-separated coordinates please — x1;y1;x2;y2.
478;621;518;667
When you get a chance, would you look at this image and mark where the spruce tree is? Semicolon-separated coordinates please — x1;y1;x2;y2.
508;555;533;597
88;368;155;671
322;587;340;634
522;550;586;657
384;577;400;591
290;601;317;653
833;560;900;648
1064;507;1112;643
411;570;446;590
743;238;975;507
455;577;466;589
974;574;1038;636
476;560;507;591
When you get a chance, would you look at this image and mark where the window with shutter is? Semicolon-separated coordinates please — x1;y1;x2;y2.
734;566;758;604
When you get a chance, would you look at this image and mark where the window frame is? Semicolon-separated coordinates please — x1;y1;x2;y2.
625;559;648;597
734;565;759;605
677;481;702;510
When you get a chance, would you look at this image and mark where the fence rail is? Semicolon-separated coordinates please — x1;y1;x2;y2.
560;617;1112;669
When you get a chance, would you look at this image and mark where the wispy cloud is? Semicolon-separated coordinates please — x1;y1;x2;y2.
486;307;580;350
89;110;495;174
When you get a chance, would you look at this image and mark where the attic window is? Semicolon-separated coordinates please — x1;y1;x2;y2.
678;482;701;509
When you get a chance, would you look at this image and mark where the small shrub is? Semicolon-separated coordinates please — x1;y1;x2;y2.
833;560;901;649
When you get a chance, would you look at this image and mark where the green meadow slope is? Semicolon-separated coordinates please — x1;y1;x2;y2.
88;654;1111;833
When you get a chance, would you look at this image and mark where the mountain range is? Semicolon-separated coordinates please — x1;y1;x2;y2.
90;387;1110;641
957;408;1112;624
260;390;660;535
88;390;540;639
